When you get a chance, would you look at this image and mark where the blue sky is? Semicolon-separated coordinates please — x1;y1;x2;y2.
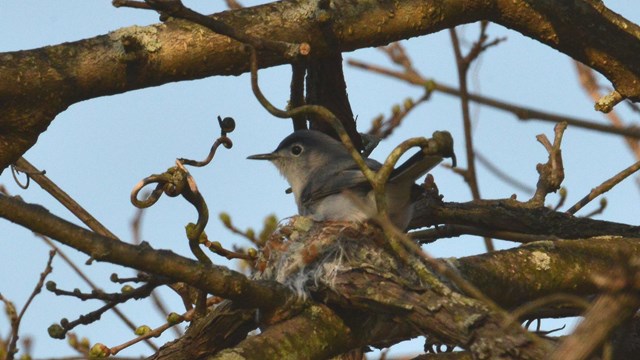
1;1;638;358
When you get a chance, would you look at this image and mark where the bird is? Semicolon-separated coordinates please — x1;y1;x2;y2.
247;130;447;229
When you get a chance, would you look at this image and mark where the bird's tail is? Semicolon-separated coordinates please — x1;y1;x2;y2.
389;150;443;185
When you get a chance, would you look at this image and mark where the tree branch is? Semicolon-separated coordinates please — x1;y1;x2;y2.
4;191;640;358
410;198;640;238
456;237;640;308
208;304;357;360
1;0;639;170
0;194;293;310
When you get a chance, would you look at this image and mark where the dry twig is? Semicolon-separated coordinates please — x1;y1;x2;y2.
566;160;640;215
3;250;56;360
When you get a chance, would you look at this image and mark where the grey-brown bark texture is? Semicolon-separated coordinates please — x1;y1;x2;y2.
1;0;640;171
2;192;640;359
2;0;640;359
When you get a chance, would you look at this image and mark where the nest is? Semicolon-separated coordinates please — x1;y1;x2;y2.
254;216;427;301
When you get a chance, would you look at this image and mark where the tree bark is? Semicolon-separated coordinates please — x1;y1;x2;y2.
1;0;639;170
5;193;640;358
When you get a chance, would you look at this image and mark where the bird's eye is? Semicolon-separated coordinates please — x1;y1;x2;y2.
291;145;303;156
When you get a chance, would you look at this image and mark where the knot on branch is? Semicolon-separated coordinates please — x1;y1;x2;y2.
529;122;567;207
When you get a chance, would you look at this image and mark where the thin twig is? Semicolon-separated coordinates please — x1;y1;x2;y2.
552;188;568;211
376;214;502;313
5;250;56;360
202;236;255;261
0;183;158;351
550;284;640;360
379;43;417;76
48;281;163;339
13;157;117;239
449;27;492;251
574;62;640;160
129;209;183;337
449;28;480;199
219;212;259;244
367;93;430;139
582;198;608;218
38;235;158;350
112;0;151;10
475;151;534;194
410;224;553;244
348;60;640;139
503;293;589;328
178;136;233;167
109;296;220;355
10;164;32;189
566;159;640;215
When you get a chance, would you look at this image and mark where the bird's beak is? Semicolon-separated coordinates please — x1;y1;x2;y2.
247;152;277;160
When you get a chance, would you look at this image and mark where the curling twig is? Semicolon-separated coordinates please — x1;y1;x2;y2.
131;126;236;316
131;114;235;315
179;117;234;167
248;47;379;200
249;47;454;221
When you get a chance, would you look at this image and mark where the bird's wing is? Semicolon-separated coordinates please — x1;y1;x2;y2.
301;159;381;206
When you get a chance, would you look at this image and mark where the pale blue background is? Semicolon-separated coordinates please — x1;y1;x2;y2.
0;1;638;358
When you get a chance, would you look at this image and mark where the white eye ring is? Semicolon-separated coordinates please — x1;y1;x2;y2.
291;145;303;156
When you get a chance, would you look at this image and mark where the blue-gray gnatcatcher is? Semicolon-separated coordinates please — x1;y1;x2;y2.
248;130;451;229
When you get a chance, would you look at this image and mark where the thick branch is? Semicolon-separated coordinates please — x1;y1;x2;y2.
410;199;640;238
281;223;555;358
551;291;640;360
0;194;293;310
147;234;640;359
6;192;640;358
1;0;639;170
148;301;257;360
209;304;356;360
456;237;640;308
